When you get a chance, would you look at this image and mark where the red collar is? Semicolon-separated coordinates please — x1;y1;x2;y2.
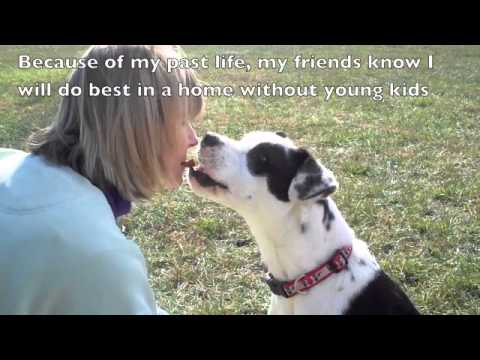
264;246;353;298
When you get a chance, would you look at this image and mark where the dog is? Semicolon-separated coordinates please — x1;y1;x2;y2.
188;131;419;315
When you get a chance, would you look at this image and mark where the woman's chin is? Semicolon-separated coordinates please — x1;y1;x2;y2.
163;171;184;191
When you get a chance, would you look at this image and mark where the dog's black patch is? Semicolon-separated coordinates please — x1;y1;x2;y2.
359;259;367;266
201;133;222;147
317;199;335;231
275;131;288;138
344;271;420;315
247;143;309;202
300;223;308;234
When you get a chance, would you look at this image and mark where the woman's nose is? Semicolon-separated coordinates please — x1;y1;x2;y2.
188;127;199;148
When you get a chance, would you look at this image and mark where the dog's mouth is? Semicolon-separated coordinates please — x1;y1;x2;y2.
302;184;337;200
318;185;337;198
189;165;229;190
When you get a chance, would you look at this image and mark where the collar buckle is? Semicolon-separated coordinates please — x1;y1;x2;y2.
328;248;351;273
293;275;311;295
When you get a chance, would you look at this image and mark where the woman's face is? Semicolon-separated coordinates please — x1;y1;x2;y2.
165;119;199;189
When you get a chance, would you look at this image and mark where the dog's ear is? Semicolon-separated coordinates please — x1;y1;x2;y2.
288;149;338;202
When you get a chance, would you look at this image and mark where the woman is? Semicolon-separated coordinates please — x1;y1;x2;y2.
0;45;202;314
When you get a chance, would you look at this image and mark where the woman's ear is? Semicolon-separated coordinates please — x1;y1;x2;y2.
288;149;338;202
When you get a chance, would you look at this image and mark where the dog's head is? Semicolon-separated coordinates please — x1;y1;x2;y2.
188;131;338;214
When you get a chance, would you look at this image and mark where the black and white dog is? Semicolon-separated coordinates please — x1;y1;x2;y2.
188;131;419;315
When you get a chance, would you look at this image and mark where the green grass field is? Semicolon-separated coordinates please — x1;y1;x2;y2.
0;45;479;314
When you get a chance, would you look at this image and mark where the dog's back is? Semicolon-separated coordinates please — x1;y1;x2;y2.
344;271;419;315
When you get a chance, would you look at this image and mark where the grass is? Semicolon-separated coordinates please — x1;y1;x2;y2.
0;45;479;314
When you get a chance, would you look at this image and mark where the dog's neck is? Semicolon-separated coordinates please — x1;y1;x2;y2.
241;197;355;281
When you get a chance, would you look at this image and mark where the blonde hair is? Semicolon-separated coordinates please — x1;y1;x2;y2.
29;45;204;201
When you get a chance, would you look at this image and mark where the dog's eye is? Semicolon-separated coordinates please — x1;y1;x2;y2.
246;143;278;176
249;154;270;175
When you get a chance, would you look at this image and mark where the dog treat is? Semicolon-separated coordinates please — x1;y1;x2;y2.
181;159;196;168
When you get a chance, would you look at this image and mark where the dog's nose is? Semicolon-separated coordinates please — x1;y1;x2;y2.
201;133;221;147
